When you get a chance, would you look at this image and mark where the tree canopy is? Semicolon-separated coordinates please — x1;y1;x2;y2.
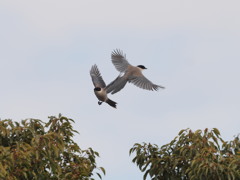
0;114;105;180
1;115;239;180
130;128;240;180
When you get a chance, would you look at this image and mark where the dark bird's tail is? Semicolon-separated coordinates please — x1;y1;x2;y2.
106;98;117;108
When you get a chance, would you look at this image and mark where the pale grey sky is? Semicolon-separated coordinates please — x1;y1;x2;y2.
1;1;240;179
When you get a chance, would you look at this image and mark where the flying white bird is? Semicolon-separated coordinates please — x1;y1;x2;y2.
90;64;118;108
107;49;165;94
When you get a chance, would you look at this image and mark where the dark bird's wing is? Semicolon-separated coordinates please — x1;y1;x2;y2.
111;49;131;73
90;64;106;88
129;75;165;91
105;75;127;94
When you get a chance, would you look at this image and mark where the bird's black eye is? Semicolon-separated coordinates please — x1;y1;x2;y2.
94;87;101;91
137;65;147;69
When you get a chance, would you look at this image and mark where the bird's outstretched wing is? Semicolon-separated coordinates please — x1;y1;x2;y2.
90;64;106;88
105;75;121;93
111;49;131;73
129;76;165;91
105;75;128;94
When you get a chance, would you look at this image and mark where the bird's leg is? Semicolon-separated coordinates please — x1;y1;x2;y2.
98;101;103;105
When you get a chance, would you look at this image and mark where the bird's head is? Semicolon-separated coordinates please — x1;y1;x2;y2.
94;87;101;91
137;65;147;70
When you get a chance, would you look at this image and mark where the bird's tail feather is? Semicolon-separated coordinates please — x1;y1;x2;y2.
106;98;117;108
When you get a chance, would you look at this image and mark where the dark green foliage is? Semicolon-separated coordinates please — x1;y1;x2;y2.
0;114;105;180
130;128;240;180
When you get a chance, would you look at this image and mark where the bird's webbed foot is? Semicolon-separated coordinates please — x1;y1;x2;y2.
98;101;103;105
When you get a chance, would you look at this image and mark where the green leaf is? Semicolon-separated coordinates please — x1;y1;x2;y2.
143;169;150;180
96;173;102;179
99;167;106;175
212;128;220;137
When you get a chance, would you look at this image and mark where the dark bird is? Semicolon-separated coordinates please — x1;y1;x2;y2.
90;64;118;108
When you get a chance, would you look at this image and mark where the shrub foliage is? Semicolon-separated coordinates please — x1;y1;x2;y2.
130;128;240;180
0;114;105;180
